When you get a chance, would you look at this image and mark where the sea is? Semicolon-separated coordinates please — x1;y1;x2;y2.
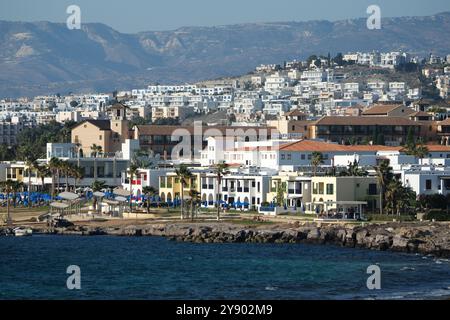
1;235;450;300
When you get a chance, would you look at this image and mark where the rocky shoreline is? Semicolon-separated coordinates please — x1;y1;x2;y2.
3;220;450;258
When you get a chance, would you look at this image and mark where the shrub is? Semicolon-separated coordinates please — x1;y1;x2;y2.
424;210;450;221
366;214;416;222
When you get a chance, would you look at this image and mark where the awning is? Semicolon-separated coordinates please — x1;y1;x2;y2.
104;199;120;205
50;202;70;209
115;196;128;202
113;188;130;197
93;191;105;198
58;192;79;201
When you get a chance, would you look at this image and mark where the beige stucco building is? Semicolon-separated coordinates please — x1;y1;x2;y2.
71;103;131;156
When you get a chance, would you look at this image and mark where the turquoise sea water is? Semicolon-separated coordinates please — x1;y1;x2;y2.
1;235;450;300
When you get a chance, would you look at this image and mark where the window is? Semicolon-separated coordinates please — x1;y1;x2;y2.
368;184;377;195
99;135;102;140
326;184;334;195
301;154;306;160
287;154;292;160
281;154;285;160
318;183;324;195
426;179;432;190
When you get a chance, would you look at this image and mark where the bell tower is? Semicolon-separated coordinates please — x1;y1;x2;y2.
109;103;130;152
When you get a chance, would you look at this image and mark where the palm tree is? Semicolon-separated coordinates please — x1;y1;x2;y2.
175;164;193;220
11;181;24;208
404;142;429;164
36;165;50;192
91;180;106;212
48;157;61;197
142;186;157;214
60;161;72;192
90;144;103;158
127;164;139;213
414;144;429;164
212;162;230;221
25;157;38;207
188;189;201;221
374;160;394;215
71;165;84;193
311;152;324;176
340;160;368;177
0;180;15;226
90;145;102;182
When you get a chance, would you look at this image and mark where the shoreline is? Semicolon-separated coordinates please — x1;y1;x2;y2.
3;219;450;258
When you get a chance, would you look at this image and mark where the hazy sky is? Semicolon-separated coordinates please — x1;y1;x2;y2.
1;0;449;33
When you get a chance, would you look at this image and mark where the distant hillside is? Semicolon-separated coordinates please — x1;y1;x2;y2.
1;12;450;97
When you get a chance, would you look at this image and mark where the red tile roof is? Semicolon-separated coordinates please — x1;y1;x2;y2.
314;116;419;126
279;140;402;152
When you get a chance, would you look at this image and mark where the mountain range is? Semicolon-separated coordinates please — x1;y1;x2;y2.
1;12;450;98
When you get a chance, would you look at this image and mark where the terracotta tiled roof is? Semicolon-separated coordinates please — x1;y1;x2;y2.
362;104;406;115
314;116;419;126
422;145;450;152
279;140;401;152
438;118;450;126
74;119;111;131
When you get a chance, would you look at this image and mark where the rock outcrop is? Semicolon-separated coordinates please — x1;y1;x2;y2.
3;221;449;257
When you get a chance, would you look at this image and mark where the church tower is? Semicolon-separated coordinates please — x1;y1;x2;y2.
109;103;130;152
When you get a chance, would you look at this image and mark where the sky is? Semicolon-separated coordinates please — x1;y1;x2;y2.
0;0;449;33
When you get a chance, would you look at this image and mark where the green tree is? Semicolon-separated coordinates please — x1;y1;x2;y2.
127;164;139;213
374;160;394;215
142;186;157;214
0;180;17;225
25;157;38;207
340;160;368;177
90;144;103;158
188;189;201;221
276;182;286;207
175;164;193;220
36;164;50;192
91;180;106;212
48;157;62;197
212;161;230;221
311;152;324;176
376;134;385;146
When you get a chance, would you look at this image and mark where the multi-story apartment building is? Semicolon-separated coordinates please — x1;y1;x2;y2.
151;106;195;122
199;170;272;210
0;121;25;145
311;116;421;146
308;176;379;215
